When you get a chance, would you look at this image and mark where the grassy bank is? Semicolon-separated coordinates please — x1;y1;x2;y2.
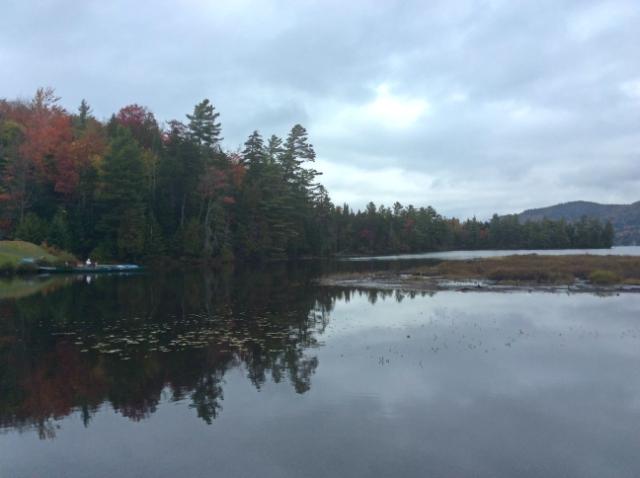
0;241;76;274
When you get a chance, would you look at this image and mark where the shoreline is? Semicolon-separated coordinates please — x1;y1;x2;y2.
319;254;640;294
318;273;640;294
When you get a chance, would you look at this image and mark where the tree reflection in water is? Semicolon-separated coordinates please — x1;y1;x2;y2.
0;264;434;438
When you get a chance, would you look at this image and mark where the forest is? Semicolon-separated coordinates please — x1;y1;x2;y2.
0;89;614;262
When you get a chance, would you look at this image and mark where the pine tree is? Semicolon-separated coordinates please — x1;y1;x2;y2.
157;120;203;233
76;99;92;130
602;221;615;248
15;213;47;244
187;99;223;152
98;126;146;259
281;124;317;187
266;135;283;164
242;130;265;168
1;90;618;260
47;208;72;250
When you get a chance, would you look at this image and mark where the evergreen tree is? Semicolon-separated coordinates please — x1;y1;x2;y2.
47;208;72;250
157;120;203;233
242;130;266;168
281;124;318;189
0;90;617;261
266;135;283;164
602;221;615;248
15;213;47;244
97;126;146;259
187;99;222;152
75;99;92;130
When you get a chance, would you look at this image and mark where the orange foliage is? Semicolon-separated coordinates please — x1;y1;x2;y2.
1;89;106;199
230;163;246;188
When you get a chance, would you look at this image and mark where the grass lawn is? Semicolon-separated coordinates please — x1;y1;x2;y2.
0;240;76;271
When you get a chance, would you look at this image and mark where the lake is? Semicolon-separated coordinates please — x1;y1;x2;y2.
1;258;640;477
343;245;640;261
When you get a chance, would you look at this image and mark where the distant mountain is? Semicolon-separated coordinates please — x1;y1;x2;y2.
518;201;640;245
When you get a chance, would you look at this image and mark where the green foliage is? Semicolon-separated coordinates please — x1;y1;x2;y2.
90;241;115;262
117;207;146;259
0;261;16;275
47;208;72;250
15;213;47;244
74;99;92;130
144;213;166;257
187;99;222;152
0;240;74;271
588;269;621;285
0;91;617;264
182;219;203;257
243;130;265;167
101;126;145;209
98;126;146;260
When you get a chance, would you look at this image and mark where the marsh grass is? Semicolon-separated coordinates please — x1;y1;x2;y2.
588;269;622;285
410;254;640;285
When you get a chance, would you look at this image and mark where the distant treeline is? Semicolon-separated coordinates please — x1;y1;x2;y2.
334;206;614;254
0;89;614;261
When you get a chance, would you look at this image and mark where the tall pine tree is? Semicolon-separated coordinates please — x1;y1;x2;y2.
187;99;222;153
97;126;146;259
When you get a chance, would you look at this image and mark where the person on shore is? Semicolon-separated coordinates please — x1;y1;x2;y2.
85;258;92;267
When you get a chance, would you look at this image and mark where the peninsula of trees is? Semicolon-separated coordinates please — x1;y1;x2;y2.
0;89;614;262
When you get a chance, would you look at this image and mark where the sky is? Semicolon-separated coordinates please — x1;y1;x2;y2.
1;0;639;219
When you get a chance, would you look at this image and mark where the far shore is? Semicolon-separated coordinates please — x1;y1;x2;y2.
319;254;640;294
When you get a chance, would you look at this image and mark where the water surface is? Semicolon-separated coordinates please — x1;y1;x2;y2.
1;265;639;477
344;245;640;261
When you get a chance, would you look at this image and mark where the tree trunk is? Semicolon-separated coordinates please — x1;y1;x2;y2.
203;198;215;256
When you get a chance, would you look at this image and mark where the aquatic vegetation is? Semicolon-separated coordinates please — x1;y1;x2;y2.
588;269;621;285
414;255;640;285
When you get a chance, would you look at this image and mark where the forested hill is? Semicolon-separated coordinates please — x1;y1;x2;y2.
0;89;614;262
518;201;640;245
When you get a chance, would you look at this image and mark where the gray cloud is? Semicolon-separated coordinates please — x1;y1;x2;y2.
1;0;639;217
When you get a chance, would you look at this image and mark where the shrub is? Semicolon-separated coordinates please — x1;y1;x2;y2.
588;269;620;285
41;243;77;264
0;262;15;275
90;241;116;262
487;268;571;284
47;208;72;250
15;213;47;244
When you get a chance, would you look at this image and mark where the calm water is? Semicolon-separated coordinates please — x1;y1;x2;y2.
344;245;640;261
1;262;640;477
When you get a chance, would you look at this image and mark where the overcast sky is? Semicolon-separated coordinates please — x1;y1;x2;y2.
2;0;639;218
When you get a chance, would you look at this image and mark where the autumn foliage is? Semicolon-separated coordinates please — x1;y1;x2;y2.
0;88;614;263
